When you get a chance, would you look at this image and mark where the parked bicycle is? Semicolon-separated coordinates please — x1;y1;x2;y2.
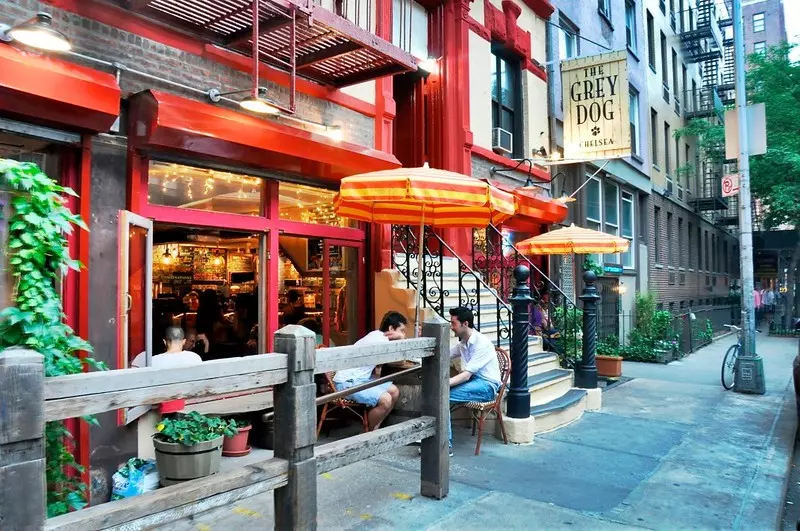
720;324;760;390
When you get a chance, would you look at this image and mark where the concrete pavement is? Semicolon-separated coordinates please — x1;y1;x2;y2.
160;334;798;530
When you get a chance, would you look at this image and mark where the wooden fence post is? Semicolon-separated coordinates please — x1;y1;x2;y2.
273;325;318;530
0;348;46;530
420;317;449;499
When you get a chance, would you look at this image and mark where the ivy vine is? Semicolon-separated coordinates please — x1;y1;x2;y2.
0;159;106;517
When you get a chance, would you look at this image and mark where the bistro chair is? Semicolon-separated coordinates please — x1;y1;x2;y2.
451;347;510;456
316;372;370;438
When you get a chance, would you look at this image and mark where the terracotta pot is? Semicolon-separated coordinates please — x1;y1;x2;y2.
153;436;223;486
222;425;252;457
596;355;623;377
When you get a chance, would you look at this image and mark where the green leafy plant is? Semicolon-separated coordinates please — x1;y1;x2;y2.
552;306;583;367
693;318;714;343
582;257;603;277
597;334;622;358
622;293;682;363
154;412;238;446
0;160;104;516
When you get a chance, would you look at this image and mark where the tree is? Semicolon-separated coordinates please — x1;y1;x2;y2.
747;42;800;322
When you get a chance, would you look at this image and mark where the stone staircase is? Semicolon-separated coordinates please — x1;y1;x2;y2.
381;253;591;436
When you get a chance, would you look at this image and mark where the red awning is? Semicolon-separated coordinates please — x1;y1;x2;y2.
128;90;400;181
494;182;569;225
0;44;120;132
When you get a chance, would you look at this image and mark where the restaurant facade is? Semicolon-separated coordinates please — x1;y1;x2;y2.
0;0;559;502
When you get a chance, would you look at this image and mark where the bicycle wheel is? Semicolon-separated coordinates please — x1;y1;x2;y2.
721;343;739;390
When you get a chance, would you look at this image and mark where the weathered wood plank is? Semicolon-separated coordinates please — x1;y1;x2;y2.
316;416;435;474
420;319;450;499
0;348;45;444
315;338;435;374
45;457;288;531
45;369;285;421
0;459;46;529
45;353;288;399
187;390;274;415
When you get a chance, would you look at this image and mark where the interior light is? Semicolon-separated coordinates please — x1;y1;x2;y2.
325;125;343;142
5;13;71;52
417;56;439;75
240;95;280;114
551;151;562;160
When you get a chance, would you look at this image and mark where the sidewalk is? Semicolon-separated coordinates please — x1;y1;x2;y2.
162;335;798;530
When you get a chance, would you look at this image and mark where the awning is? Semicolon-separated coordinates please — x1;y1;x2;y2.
0;44;120;132
128;90;400;181
494;182;569;226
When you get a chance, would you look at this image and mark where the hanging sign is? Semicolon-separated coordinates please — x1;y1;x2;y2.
721;174;739;197
562;50;631;160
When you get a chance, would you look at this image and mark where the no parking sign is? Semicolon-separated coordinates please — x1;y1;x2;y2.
722;174;740;197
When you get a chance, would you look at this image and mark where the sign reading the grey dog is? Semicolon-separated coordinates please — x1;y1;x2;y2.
562;50;630;160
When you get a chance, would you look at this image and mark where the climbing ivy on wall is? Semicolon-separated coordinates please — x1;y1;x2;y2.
0;159;105;516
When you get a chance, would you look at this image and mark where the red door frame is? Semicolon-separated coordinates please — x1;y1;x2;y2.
320;238;367;347
127;152;369;352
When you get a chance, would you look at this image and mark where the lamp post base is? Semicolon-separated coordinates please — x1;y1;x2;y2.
734;354;766;395
574;365;598;389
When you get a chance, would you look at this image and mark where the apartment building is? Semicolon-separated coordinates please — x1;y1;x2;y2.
741;0;786;56
643;0;740;313
546;0;653;324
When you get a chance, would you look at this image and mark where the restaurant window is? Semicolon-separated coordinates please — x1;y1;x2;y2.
654;206;662;264
651;109;659;166
630;87;640;157
392;0;429;58
559;16;579;60
647;10;656;71
754;41;766;55
621;191;635;269
148;161;265;216
279;182;356;227
626;0;638;53
491;46;522;157
753;12;765;33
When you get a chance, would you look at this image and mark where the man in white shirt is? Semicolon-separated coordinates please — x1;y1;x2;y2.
333;311;406;430
131;327;204;368
448;307;501;454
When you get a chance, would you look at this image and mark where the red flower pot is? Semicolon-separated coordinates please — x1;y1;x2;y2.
222;425;252;457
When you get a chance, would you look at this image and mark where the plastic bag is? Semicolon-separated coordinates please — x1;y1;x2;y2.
111;458;159;500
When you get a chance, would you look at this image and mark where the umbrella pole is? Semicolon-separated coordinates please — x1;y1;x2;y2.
415;210;425;337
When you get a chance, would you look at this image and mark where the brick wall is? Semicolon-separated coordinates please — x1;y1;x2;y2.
648;193;740;310
743;0;787;54
0;0;375;148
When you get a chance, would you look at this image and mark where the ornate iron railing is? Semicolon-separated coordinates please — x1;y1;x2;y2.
390;225;512;347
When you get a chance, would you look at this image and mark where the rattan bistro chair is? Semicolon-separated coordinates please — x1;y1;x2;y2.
451;347;511;456
316;372;370;437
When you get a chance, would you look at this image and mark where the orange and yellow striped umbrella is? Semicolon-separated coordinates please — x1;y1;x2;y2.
334;163;516;228
516;223;630;255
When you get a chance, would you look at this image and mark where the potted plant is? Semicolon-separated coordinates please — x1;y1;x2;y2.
153;411;237;486
596;335;623;377
653;339;674;364
222;418;252;457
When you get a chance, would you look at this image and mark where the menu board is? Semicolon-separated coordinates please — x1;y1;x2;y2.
192;247;226;282
228;252;255;273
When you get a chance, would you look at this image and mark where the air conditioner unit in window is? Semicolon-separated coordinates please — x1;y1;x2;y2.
492;127;513;155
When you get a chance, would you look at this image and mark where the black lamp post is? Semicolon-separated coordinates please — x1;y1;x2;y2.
575;270;600;389
508;265;533;418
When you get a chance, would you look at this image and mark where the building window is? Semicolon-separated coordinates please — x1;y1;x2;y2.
712;234;717;272
723;241;728;274
664;122;672;192
621;191;635;269
651;109;659;166
754;41;767;55
392;0;429;58
659;0;666;15
630;88;640;157
647;11;656;71
491;47;521;157
672;49;679;112
654;206;662;264
666;212;673;266
585;177;602;264
598;0;611;19
669;0;676;30
677;217;684;267
685;144;692;194
698;226;703;270
753;12;765;33
675;137;682;199
661;32;669;101
626;1;638;53
704;231;710;270
688;221;694;268
559;16;580;60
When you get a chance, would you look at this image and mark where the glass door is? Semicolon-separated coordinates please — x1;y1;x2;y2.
118;210;153;424
323;240;365;347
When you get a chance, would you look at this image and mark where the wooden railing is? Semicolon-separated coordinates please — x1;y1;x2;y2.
0;320;450;531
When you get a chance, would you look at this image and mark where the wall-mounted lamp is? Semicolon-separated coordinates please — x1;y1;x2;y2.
617;281;627;295
325;125;343;142
208;86;280;115
417;56;440;78
0;13;71;52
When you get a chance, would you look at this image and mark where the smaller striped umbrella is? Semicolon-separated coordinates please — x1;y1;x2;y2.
334;163;516;332
516;223;630;255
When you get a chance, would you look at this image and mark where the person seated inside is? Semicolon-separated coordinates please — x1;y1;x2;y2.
281;289;307;326
184;328;210;357
332;311;406;431
298;317;336;348
448;306;502;456
131;327;203;369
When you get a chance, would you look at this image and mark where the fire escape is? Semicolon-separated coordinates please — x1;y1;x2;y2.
110;0;417;89
679;0;729;215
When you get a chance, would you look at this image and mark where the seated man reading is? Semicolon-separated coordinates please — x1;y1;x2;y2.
448;306;501;455
131;326;204;369
332;311;406;431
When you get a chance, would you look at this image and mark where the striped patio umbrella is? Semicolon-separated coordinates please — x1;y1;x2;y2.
516;223;630;255
334;163;516;331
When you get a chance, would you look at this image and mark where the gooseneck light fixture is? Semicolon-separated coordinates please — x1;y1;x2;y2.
0;12;71;52
207;87;280;115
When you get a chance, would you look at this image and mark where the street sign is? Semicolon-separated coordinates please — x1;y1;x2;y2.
724;103;767;159
722;174;740;197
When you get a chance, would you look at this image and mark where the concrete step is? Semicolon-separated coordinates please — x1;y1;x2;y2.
530;388;587;434
529;368;573;407
528;352;560;376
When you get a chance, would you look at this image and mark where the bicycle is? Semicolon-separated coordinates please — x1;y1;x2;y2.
720;324;760;390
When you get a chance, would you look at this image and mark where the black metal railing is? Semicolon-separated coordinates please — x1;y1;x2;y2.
390;225;512;347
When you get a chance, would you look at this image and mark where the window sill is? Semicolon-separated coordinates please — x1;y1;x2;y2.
649;64;657;74
668;265;676;270
598;9;614;30
630;153;644;164
627;47;640;62
688;268;695;272
652;164;661;172
679;267;686;271
655;264;664;269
